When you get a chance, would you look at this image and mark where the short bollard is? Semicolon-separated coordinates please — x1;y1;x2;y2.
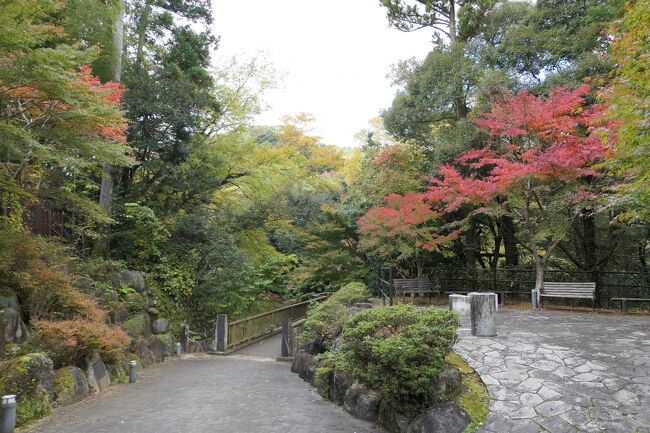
449;294;471;327
129;360;137;384
176;342;181;357
0;395;17;433
531;289;539;309
469;292;498;337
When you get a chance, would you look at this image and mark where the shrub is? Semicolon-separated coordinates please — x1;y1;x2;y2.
32;319;129;367
336;305;458;408
300;282;369;352
0;228;106;322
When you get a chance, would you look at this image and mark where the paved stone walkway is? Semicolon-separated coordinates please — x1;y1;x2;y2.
455;309;650;433
26;354;384;433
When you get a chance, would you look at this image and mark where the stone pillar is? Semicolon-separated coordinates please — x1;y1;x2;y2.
469;292;497;337
281;318;291;358
180;324;189;353
215;314;228;352
449;294;471;327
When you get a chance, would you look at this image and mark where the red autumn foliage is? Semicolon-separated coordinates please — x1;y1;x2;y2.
427;86;610;212
74;65;127;142
357;191;460;257
33;319;129;367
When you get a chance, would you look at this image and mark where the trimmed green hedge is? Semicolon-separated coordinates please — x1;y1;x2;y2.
334;304;458;408
300;282;369;352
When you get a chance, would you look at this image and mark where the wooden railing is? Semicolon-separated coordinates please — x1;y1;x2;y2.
227;296;326;349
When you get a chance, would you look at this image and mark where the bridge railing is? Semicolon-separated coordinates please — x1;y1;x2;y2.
225;296;327;350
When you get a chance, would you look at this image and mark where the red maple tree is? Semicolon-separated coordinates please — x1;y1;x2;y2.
357;191;460;277
427;85;612;295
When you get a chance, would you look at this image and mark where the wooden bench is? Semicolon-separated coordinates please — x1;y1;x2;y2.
393;278;438;301
610;297;650;313
539;282;596;308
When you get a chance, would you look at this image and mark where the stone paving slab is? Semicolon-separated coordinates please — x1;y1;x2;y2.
26;355;384;433
454;309;650;433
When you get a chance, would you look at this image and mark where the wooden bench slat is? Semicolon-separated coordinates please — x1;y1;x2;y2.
540;281;596;307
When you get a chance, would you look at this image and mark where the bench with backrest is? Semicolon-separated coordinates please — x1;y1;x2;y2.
610;297;650;313
393;277;437;300
539;282;596;308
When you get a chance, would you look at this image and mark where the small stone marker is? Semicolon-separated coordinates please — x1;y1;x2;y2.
469;292;497;337
449;295;471;327
0;395;16;433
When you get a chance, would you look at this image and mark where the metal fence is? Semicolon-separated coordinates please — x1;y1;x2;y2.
424;267;650;303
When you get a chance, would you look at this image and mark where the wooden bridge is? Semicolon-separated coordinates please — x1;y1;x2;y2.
180;295;327;356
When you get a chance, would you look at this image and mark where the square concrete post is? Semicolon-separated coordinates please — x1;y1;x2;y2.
180;324;189;353
469;292;497;337
215;314;228;352
281;318;291;358
449;294;470;327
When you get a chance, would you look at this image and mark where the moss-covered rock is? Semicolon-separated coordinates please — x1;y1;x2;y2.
1;307;29;349
121;313;149;338
53;366;89;406
378;399;416;433
0;352;54;426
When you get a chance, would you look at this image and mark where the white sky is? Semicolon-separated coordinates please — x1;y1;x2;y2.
211;0;434;147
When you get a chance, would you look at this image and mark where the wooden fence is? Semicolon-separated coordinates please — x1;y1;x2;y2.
226;296;326;349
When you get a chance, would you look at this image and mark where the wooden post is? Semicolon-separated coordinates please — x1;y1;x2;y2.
281;318;291;358
180;324;189;353
215;314;228;352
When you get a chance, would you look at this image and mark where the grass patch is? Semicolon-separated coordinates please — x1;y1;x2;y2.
446;352;489;433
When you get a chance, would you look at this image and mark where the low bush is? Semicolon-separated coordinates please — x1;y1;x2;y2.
0;228;106;322
32;319;129;367
335;305;458;408
300;282;369;352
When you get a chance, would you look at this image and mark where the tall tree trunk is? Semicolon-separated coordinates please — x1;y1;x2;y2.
499;214;519;268
95;0;124;256
465;218;478;290
581;208;601;305
534;257;545;305
448;1;468;119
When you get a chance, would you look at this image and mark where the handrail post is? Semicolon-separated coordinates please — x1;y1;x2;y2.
215;314;228;352
180;323;189;353
281;317;291;358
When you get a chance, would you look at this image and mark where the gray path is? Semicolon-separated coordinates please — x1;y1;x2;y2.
237;333;283;358
455;309;650;433
27;354;383;433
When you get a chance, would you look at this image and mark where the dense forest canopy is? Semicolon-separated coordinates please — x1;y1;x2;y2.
0;0;648;339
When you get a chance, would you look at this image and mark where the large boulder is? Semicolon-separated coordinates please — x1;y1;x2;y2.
151;318;169;334
0;289;20;312
428;366;462;401
121;313;150;338
53;366;89;406
84;352;110;393
379;399;416;433
343;383;382;422
330;369;353;405
131;335;170;366
291;352;318;384
110;270;146;292
0;353;54;426
109;304;130;324
0;307;29;348
406;403;471;433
